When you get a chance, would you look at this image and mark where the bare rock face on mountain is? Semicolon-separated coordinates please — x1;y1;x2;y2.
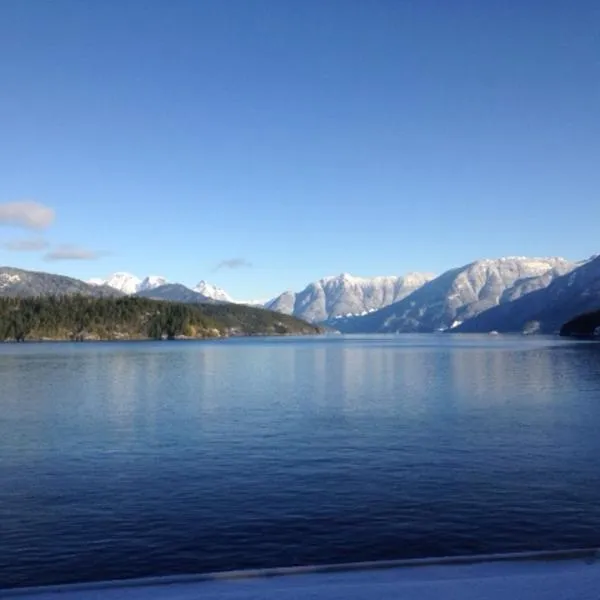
334;257;575;333
266;272;436;323
0;267;122;298
266;290;296;315
455;255;600;334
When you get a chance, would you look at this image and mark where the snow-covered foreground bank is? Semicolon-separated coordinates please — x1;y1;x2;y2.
3;550;600;600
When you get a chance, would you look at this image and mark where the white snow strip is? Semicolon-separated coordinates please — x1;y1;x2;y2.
0;273;21;288
4;549;600;600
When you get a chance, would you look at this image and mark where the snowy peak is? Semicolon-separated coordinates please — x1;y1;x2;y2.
88;272;166;295
448;257;573;304
88;272;141;295
267;272;436;323
193;280;233;303
455;255;600;334
86;277;105;286
402;272;439;287
318;272;435;289
335;256;577;334
320;272;362;285
138;276;168;291
88;272;235;302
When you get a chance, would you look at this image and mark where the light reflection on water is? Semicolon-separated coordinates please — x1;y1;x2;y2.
1;335;600;588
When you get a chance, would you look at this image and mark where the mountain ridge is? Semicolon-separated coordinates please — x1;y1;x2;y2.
1;266;123;299
332;257;576;333
4;254;598;336
453;255;600;334
266;272;436;323
89;273;239;303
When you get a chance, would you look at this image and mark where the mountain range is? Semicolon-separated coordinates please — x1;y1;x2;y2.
332;257;577;334
88;272;233;302
454;255;600;334
265;272;436;323
2;253;600;336
1;267;122;298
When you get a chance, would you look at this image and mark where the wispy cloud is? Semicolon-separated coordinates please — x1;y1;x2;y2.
214;258;253;271
1;238;49;252
0;201;55;230
44;244;108;261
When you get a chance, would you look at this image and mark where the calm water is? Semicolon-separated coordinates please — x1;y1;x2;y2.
2;335;600;589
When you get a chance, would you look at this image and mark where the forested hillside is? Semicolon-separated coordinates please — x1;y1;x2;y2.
0;296;322;341
560;310;600;338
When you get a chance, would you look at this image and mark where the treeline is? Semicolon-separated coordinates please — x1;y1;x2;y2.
0;296;321;341
560;309;600;338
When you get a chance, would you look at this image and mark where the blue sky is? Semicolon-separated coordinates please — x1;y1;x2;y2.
1;0;599;299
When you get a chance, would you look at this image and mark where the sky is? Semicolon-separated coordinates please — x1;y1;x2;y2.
1;0;599;300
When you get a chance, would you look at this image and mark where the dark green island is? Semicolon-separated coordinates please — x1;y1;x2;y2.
0;296;323;342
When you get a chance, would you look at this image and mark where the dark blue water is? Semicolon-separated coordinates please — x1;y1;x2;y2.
2;335;600;589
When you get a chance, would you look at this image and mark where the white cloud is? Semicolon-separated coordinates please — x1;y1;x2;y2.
215;258;253;270
44;244;107;261
1;238;49;252
0;201;55;230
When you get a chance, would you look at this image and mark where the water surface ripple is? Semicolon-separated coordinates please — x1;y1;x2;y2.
1;335;600;588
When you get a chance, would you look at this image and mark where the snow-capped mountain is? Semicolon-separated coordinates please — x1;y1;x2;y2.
2;267;122;298
88;273;171;295
455;255;600;334
266;272;436;323
138;276;168;292
334;257;576;333
193;280;233;303
88;272;143;295
238;298;268;307
89;272;236;302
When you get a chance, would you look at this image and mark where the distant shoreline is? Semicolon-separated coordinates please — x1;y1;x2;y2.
0;296;324;342
5;332;599;345
1;331;324;344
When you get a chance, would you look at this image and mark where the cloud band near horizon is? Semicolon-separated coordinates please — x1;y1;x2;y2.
44;245;108;261
215;258;253;270
1;238;49;252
